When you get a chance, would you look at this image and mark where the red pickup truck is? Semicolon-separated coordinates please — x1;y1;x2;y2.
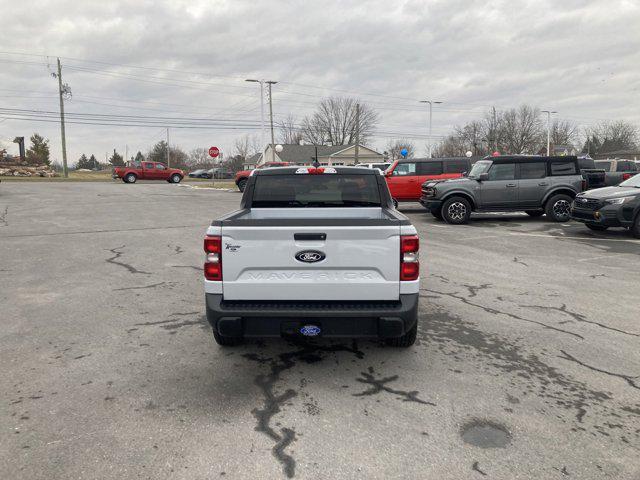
113;161;184;184
235;162;290;191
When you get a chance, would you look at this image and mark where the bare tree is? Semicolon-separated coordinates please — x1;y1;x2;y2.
277;114;303;145
233;134;260;160
550;119;578;147
433;134;469;158
386;139;415;159
582;120;638;154
188;147;212;168
301;97;378;145
498;105;544;154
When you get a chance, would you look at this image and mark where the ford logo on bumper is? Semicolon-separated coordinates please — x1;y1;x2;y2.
295;250;326;263
300;325;321;336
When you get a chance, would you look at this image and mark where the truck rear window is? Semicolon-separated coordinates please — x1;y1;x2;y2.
251;174;382;207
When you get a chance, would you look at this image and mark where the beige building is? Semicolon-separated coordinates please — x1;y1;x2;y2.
245;144;384;169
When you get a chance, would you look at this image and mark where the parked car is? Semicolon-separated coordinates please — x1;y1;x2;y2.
420;155;584;224
188;168;214;179
357;162;392;172
112;161;184;183
385;157;474;207
571;173;640;237
577;156;606;190
204;166;420;347
594;159;638;186
234;162;291;192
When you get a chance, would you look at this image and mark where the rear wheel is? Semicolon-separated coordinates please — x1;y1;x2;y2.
431;208;443;220
385;322;417;347
170;173;182;183
586;224;609;231
525;210;544;217
212;328;243;346
545;194;572;222
237;178;247;192
125;173;137;184
441;196;472;224
631;213;640;239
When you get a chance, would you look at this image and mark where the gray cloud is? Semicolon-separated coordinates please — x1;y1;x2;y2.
0;0;638;162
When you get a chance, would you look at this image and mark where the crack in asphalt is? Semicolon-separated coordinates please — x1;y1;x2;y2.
243;340;364;478
422;288;584;340
559;350;640;391
171;265;202;271
353;366;436;405
106;246;151;275
113;282;167;291
134;314;206;331
472;461;487;476
0;206;8;226
519;303;640;338
461;283;492;298
513;257;528;267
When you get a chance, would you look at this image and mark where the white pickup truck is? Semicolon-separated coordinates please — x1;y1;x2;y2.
203;166;420;347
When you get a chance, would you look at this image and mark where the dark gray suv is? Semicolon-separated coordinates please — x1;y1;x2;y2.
420;155;585;224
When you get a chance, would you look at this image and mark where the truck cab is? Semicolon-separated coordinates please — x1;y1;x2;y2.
205;166;420;347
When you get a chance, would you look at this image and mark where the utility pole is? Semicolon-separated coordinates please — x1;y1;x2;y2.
166;128;170;167
420;100;442;158
266;81;277;163
354;103;360;165
541;110;557;156
245;79;266;161
56;58;69;178
125;144;128;164
492;106;497;153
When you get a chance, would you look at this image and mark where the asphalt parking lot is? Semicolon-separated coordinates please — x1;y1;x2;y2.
1;182;639;480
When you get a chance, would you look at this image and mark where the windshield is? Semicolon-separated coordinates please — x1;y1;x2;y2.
468;160;492;178
619;174;640;188
252;174;382;207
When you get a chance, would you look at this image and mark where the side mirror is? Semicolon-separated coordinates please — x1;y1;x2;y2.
479;173;489;181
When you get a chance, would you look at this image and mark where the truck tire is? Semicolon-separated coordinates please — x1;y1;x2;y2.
525;210;544;217
442;196;472;224
212;328;243;346
631;213;640;239
545;194;572;222
431;208;443;220
170;173;182;183
392;198;399;209
237;178;247;192
385;322;417;347
125;173;137;184
586;224;608;231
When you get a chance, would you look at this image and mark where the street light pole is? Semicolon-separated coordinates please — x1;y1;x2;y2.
420;100;443;158
541;110;557;156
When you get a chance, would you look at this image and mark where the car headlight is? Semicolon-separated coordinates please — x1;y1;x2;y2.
604;196;633;205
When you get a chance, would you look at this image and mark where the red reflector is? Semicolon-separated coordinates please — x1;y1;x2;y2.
204;236;222;253
622;173;631;181
204;262;222;281
401;262;419;281
401;235;419;253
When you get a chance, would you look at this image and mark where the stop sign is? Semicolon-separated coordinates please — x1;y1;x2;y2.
208;146;220;158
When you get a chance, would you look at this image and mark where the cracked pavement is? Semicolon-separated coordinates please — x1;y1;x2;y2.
1;183;639;479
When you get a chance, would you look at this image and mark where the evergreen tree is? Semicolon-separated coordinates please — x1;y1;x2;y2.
25;133;50;165
75;153;93;169
134;151;145;162
88;154;98;169
109;149;125;167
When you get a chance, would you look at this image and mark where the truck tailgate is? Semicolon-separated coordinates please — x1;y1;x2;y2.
221;225;400;301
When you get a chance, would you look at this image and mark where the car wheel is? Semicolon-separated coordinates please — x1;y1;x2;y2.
525;210;544;217
586;224;609;231
212;327;243;346
392;198;399;209
170;174;182;183
431;208;443;220
237;178;247;192
442;196;472;224
385;321;417;347
125;173;137;184
631;213;640;239
545;194;572;222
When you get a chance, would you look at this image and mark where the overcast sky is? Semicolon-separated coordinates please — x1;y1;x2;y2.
1;0;639;163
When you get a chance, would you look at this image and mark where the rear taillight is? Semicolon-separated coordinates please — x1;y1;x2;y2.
400;235;419;281
622;173;632;181
581;179;587;191
204;236;222;281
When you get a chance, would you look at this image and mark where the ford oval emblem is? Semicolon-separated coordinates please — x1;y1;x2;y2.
295;250;325;263
300;325;321;336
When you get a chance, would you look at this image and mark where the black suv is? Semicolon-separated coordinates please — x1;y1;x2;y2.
420;155;585;224
571;172;640;237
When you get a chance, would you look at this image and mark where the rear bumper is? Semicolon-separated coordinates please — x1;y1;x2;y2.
205;293;419;338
